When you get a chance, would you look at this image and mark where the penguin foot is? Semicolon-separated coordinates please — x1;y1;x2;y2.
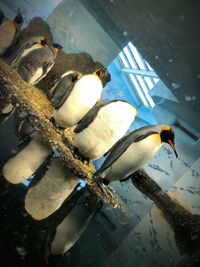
72;147;90;164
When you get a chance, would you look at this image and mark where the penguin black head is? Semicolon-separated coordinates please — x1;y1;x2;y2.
94;62;111;87
52;43;63;55
40;37;48;47
160;126;178;158
13;9;23;25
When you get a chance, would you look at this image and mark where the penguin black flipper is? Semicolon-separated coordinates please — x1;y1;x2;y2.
50;72;81;109
96;127;159;175
27;153;53;188
3;38;25;64
74;100;104;133
10;40;34;66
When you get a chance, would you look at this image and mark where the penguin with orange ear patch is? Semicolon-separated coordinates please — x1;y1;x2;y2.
0;37;50;125
96;125;178;184
8;36;48;67
73;100;137;160
0;9;23;55
14;43;62;85
2;35;48;65
50;67;109;128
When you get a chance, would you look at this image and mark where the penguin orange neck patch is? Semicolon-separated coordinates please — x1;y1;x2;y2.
162;125;171;131
54;47;59;54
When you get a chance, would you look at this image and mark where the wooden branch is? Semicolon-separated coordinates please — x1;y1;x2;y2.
131;169;200;254
0;59;121;208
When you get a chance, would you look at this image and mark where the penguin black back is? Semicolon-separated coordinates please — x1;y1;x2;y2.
74;100;104;133
74;100;131;134
50;71;82;109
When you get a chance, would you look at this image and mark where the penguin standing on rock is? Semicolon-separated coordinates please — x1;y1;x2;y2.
50;68;108;128
0;9;23;55
73;100;137;160
96;125;178;184
14;42;62;85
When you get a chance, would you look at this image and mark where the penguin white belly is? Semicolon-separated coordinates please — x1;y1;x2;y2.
103;134;162;181
34;63;55;85
29;67;43;85
74;102;136;159
25;158;79;220
53;75;102;128
0;21;16;54
3;136;52;184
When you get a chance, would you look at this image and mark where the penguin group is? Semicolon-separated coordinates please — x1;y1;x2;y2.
0;9;178;258
0;9;62;124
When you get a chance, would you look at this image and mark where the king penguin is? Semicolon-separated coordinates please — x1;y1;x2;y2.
51;68;108;128
0;37;49;125
73;100;137;160
96;125;178;184
25;157;80;220
14;42;62;85
9;36;48;67
45;186;100;257
3;135;52;184
0;9;23;55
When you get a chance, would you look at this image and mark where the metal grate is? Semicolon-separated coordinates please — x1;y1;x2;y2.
118;42;160;108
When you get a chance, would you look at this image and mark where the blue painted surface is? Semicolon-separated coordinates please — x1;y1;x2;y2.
103;61;138;107
104;60;158;126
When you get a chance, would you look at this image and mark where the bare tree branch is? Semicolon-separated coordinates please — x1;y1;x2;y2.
131;169;200;254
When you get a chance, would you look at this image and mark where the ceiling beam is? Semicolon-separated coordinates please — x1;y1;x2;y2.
121;67;159;78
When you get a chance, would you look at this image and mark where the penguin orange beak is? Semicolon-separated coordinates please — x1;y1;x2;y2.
168;140;178;158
